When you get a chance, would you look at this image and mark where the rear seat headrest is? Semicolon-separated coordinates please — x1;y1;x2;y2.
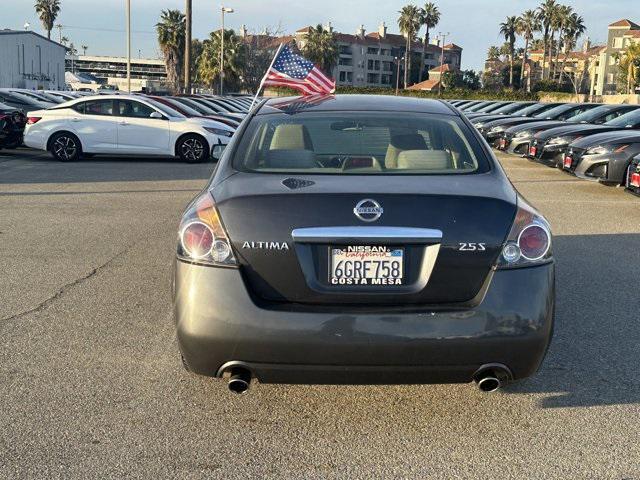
396;150;451;170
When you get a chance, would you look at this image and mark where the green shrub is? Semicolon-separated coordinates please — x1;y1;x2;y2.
531;80;572;93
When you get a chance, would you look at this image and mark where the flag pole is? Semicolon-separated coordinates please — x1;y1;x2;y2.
249;42;284;111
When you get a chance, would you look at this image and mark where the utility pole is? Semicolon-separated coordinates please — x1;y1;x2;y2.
126;0;131;92
184;0;192;93
220;6;234;95
395;56;402;95
437;32;449;96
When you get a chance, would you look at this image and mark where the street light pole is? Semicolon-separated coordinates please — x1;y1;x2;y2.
437;32;449;97
220;6;234;95
126;0;131;93
184;0;192;93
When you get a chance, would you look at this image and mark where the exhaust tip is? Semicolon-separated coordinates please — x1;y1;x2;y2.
477;376;501;393
473;363;512;393
227;368;251;394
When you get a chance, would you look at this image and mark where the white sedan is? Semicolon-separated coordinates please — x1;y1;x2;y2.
24;94;235;163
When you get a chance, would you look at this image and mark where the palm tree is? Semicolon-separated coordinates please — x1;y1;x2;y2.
156;9;186;92
538;0;558;80
81;45;88;56
198;30;245;91
34;0;61;40
546;3;564;80
487;46;501;60
419;2;440;80
618;43;640;94
552;5;573;79
499;16;518;87
558;13;585;84
398;4;423;88
517;10;541;89
300;25;338;75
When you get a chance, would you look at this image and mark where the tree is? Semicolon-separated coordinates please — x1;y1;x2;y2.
517;10;541;90
198;29;245;92
538;0;559;80
299;25;338;75
34;0;61;40
499;16;518;87
487;46;501;60
156;9;186;92
397;4;423;88
617;43;640;94
81;45;88;56
552;4;573;79
419;2;440;80
558;13;585;84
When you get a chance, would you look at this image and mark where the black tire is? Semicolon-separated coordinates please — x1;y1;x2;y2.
49;132;82;162
176;134;209;163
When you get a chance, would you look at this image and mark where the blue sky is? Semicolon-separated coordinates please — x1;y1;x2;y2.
5;0;635;71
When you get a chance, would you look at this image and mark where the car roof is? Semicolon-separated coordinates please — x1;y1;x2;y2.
258;94;456;116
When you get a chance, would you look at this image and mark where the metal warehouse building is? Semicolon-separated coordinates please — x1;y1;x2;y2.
0;29;66;90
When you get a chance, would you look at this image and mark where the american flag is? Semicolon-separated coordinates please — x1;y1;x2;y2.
262;44;336;96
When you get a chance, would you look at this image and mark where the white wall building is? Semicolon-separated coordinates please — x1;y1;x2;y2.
0;29;66;90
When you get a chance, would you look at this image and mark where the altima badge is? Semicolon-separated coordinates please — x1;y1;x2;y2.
353;199;383;222
242;241;289;250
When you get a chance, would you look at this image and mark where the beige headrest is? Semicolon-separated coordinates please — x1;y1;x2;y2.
396;150;451;170
270;124;313;150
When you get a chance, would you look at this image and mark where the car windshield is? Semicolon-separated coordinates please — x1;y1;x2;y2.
568;105;612;123
145;98;185;118
533;104;574;118
605;109;640;127
492;103;530;115
233;112;487;175
163;98;200;116
517;103;554;116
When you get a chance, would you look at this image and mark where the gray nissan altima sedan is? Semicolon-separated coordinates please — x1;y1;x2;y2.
172;95;555;394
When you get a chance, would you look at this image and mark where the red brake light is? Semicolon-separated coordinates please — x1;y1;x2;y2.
518;225;551;261
27;116;42;125
181;222;214;259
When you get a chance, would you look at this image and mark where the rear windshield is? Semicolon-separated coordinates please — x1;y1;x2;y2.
233;111;488;174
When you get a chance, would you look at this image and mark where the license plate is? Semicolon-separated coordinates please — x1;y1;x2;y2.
529;145;537;157
499;138;507;149
631;172;640;187
330;246;403;286
564;156;573;169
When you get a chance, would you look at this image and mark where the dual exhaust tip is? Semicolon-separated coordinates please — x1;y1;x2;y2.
223;364;512;394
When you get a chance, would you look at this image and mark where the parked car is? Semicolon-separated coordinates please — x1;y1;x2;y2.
24;94;234;163
0;89;56;111
625;153;640;196
562;130;640;185
148;96;241;129
173;95;555;394
0;101;27;149
177;95;245;120
527;105;640;166
495;104;601;154
474;103;565;141
465;101;537;121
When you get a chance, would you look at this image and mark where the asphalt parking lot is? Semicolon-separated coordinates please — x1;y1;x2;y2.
1;147;639;479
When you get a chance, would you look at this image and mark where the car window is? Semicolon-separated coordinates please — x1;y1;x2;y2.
234;112;487;175
117;100;155;118
84;99;114;116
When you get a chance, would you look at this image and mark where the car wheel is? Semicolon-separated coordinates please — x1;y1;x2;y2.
50;132;82;162
177;134;209;163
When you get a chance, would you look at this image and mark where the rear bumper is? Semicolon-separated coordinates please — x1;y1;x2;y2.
173;260;555;385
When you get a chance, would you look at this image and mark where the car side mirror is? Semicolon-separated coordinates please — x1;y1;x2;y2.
150;111;164;119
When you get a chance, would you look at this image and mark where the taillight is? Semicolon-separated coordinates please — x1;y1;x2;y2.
496;196;552;269
27;117;42;125
177;192;237;266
